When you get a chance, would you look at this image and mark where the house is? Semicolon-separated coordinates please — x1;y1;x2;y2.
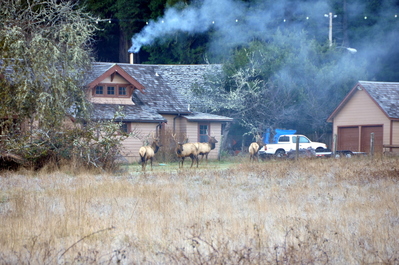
86;62;233;163
327;81;399;154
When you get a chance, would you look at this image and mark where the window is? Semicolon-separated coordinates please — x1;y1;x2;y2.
119;86;127;95
279;136;289;142
94;84;129;97
221;123;226;136
199;123;210;142
107;86;115;95
299;136;310;143
292;136;310;143
95;86;103;95
120;123;128;133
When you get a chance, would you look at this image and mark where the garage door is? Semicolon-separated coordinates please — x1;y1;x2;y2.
361;126;383;153
338;127;359;151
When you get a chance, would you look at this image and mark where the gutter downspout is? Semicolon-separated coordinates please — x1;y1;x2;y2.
156;122;162;138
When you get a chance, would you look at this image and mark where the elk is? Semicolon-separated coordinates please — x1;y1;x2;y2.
173;134;199;168
139;137;161;171
249;135;265;162
176;142;199;168
195;136;218;164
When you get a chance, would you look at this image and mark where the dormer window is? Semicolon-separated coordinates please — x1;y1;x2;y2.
93;84;130;97
95;86;103;95
107;86;115;95
119;87;127;95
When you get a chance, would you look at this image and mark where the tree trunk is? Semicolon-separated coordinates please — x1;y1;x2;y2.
118;28;129;63
342;0;349;47
218;122;232;160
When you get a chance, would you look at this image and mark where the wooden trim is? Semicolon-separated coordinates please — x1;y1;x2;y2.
358;125;361;152
327;83;359;122
383;145;399;148
93;83;131;98
328;82;394;122
88;64;145;93
390;120;393;152
198;122;211;142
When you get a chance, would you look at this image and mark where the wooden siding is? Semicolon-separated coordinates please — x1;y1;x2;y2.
393;121;399;146
186;121;198;144
384;120;399;152
162;114;187;139
208;123;222;159
185;121;222;160
89;97;134;105
332;89;390;151
120;122;159;163
86;73;134;105
101;75;130;84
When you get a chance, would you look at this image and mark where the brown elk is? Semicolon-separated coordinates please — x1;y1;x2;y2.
139;137;161;171
173;134;199;168
195;136;218;164
249;136;265;162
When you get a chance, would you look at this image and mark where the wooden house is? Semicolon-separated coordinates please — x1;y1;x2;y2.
86;62;233;163
327;81;399;154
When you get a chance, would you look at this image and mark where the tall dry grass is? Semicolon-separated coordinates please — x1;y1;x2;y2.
0;156;399;264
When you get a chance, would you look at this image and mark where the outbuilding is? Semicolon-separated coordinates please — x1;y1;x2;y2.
327;81;399;154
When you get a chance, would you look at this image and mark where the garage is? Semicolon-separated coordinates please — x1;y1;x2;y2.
360;125;383;153
337;127;359;151
338;125;383;153
328;81;399;155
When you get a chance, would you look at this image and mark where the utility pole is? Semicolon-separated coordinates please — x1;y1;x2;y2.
328;12;333;47
325;12;337;47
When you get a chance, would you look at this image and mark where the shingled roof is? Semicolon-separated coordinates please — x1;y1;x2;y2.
87;62;232;123
90;104;166;123
87;63;191;115
183;112;233;122
327;81;399;122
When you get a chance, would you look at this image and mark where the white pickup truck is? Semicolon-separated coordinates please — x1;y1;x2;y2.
258;134;327;157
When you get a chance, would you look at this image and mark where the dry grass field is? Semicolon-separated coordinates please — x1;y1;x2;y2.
1;156;399;264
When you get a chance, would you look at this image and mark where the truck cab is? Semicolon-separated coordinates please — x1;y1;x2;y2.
259;134;327;157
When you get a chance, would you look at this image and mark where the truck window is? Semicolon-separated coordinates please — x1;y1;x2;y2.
279;136;289;142
299;136;310;143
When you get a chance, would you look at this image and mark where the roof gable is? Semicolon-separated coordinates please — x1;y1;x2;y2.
88;62;232;122
87;64;145;92
327;81;399;122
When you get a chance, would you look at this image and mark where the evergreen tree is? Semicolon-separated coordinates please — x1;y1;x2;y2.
186;30;367;142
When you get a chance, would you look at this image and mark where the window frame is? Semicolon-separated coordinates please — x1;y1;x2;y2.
198;123;210;143
119;122;129;133
93;84;130;98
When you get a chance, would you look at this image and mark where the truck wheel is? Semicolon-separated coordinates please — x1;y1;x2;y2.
275;150;285;158
344;152;352;158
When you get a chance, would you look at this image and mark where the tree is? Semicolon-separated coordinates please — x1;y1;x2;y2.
0;0;125;170
0;0;98;130
84;0;208;64
186;30;367;147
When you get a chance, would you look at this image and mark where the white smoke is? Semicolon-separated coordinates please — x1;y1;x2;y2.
129;0;251;53
129;0;399;81
129;0;330;53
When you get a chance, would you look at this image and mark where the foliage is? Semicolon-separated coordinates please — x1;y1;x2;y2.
0;0;132;171
144;32;209;64
188;30;367;140
0;0;98;130
0;108;133;171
